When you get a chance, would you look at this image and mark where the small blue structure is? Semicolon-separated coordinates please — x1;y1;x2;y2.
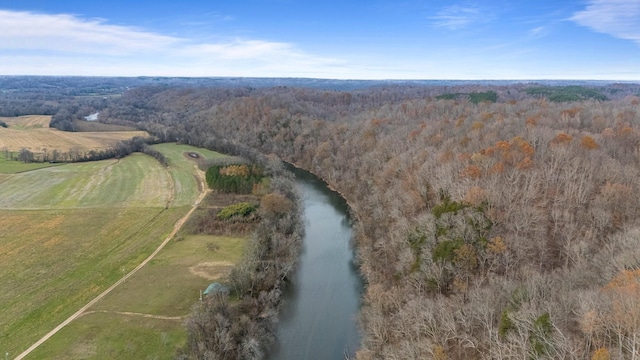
203;282;230;296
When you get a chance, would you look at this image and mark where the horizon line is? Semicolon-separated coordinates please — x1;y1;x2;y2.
1;75;639;83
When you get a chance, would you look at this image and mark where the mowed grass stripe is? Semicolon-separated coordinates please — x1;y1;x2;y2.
151;143;228;206
0;154;171;209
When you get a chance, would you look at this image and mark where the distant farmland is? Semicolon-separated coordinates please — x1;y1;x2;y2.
0;115;147;153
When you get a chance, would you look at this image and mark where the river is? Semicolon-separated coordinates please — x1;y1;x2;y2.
84;112;99;121
269;166;363;359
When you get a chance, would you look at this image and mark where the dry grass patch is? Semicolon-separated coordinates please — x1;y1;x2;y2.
0;115;50;129
189;261;235;280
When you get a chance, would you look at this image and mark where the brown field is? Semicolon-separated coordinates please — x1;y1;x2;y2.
0;115;51;128
73;119;137;132
0;115;147;153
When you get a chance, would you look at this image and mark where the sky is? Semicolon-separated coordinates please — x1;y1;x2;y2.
0;0;638;80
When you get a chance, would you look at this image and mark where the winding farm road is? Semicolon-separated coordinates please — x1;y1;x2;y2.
15;164;210;360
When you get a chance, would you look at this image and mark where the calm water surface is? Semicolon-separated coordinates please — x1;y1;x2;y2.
269;167;363;360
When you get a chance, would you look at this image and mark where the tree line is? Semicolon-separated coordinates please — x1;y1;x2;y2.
12;136;168;166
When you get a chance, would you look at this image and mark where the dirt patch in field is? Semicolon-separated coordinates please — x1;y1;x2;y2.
189;261;234;280
69;341;97;359
183;152;203;162
39;215;66;229
43;235;63;248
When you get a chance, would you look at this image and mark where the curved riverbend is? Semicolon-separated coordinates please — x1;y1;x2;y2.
269;166;363;359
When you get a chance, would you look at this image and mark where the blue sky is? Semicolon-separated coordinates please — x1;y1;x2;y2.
0;0;638;80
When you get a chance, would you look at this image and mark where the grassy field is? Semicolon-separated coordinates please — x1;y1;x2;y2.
0;207;187;357
0;151;180;356
25;312;186;360
0;154;171;209
0;115;147;153
151;143;229;206
0;152;57;174
94;234;245;316
0;143;241;358
27;234;246;359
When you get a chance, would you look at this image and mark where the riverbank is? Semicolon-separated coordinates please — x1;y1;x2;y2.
178;157;304;359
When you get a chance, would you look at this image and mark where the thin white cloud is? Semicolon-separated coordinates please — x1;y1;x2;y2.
431;4;491;30
185;40;295;59
0;9;346;77
570;0;640;45
528;26;547;39
0;10;179;55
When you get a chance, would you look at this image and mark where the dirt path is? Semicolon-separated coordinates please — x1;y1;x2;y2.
14;165;211;360
164;162;176;209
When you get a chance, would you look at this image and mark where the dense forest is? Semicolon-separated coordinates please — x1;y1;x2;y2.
95;81;640;359
5;76;640;359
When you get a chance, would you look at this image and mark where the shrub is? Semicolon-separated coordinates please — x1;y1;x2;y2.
216;202;257;220
530;312;554;356
260;193;293;215
592;347;611;360
432;239;462;263
499;310;513;338
432;197;467;219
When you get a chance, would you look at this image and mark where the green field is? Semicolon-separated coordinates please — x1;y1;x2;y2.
0;154;171;209
0;152;57;174
25;312;186;360
28;234;246;359
0;207;186;357
150;143;229;206
0;143;241;358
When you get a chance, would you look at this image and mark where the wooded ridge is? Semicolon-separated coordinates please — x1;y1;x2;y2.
95;83;640;359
